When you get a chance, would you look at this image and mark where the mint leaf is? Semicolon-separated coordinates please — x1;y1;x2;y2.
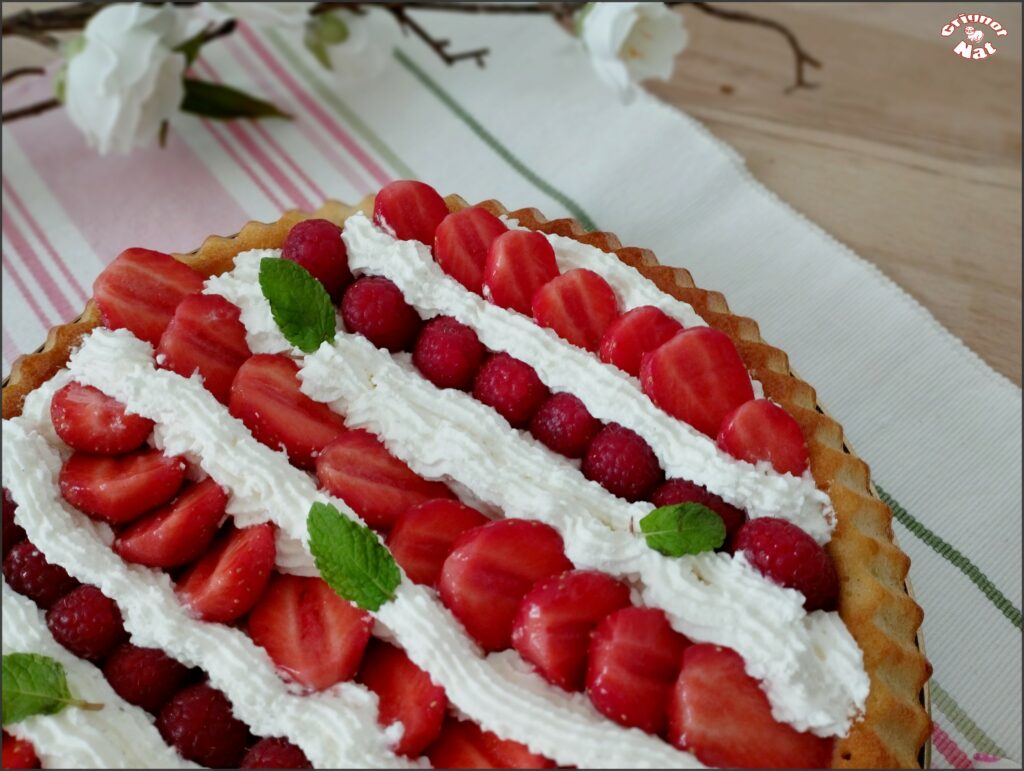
639;503;726;557
2;653;102;726
307;502;400;611
181;79;291;120
259;258;336;353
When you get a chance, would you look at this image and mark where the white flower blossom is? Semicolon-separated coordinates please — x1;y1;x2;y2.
316;9;396;85
207;2;316;27
580;2;688;103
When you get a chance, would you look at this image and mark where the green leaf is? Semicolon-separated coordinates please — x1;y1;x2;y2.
304;32;333;71
303;13;350;72
180;79;291;121
175;26;209;66
574;2;596;37
2;653;102;726
307;502;401;611
259;258;336;354
639;503;726;557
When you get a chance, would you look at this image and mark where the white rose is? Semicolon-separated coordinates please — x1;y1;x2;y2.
65;4;203;155
207;2;316;27
314;9;396;85
580;2;688;104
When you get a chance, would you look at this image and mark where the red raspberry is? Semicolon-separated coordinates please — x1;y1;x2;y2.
733;518;838;611
341;276;422;352
3;541;79;609
412;316;485;390
158;683;251;768
3;488;27;558
582;424;663;502
529;393;601;458
103;643;192;714
241;737;312;769
46;585;127;662
2;732;39;769
472;353;549;428
282;219;352;301
652;479;747;547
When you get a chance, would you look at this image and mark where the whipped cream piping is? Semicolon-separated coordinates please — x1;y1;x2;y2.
2;580;197;770
340;214;834;543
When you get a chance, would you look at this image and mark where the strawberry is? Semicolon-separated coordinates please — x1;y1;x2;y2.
103;643;192;714
50;382;154;454
433;207;508;294
582;423;663;502
640;327;754;437
669;644;833;768
528;392;601;459
241;738;312;769
282;219;351;301
176;523;276;624
717;399;809;476
229;354;347;470
113;478;228;568
1;733;39;769
652;479;746;546
93;247;204;346
373;180;450;244
586;606;690;735
532;268;620;352
511;570;631;691
46;584;127;662
248;573;371;691
316;431;454;531
3;488;27;559
3;540;79;609
157;683;252;768
412;316;486;391
59;450;187;525
439;519;572;652
156;294;252;405
482;230;560;314
599;306;683;378
472;353;550;428
426;718;554;769
386;499;489;586
358;640;447;757
341;276;422;352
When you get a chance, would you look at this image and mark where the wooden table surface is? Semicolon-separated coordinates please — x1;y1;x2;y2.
3;2;1021;384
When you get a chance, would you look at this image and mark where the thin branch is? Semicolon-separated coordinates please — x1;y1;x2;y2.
1;2;199;37
2;97;60;123
2;66;46;84
312;2;570;16
385;5;490;67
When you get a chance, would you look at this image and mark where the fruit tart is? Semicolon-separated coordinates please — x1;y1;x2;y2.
1;181;931;769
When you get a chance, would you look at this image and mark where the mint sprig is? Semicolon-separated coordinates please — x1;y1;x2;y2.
639;503;726;557
307;502;401;611
2;653;102;726
259;257;336;353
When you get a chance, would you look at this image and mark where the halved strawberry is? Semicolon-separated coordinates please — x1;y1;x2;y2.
586;606;690;735
482;230;559;314
358;640;447;757
373;180;450;244
176;523;275;624
669;644;833;768
532;268;620;352
93;248;204;346
598;306;684;378
50;382;155;454
229;354;347;470
426;718;554;769
113;478;228;568
59;450;186;525
511;570;631;691
439;519;572;652
247;573;371;691
386;499;489;586
640;327;754;437
316;431;453;531
157;294;252;404
717;400;809;476
433;207;508;294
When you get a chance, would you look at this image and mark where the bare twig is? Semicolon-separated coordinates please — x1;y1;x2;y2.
386;5;490;67
2;66;46;84
2;97;60;123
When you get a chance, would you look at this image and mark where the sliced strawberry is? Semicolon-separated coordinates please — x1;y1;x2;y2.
176;523;275;624
669;644;833;768
93;248;204;346
386;499;489;586
586;606;690;735
248;573;371;691
229;354;347;470
439;519;572;652
374;180;450;244
640;327;754;437
50;382;154;454
532;268;620;352
59;450;186;525
433;207;508;294
483;230;560;315
157;294;252;404
113;478;228;568
598;305;684;378
511;570;631;691
717;399;809;476
358;640;447;757
426;718;554;769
